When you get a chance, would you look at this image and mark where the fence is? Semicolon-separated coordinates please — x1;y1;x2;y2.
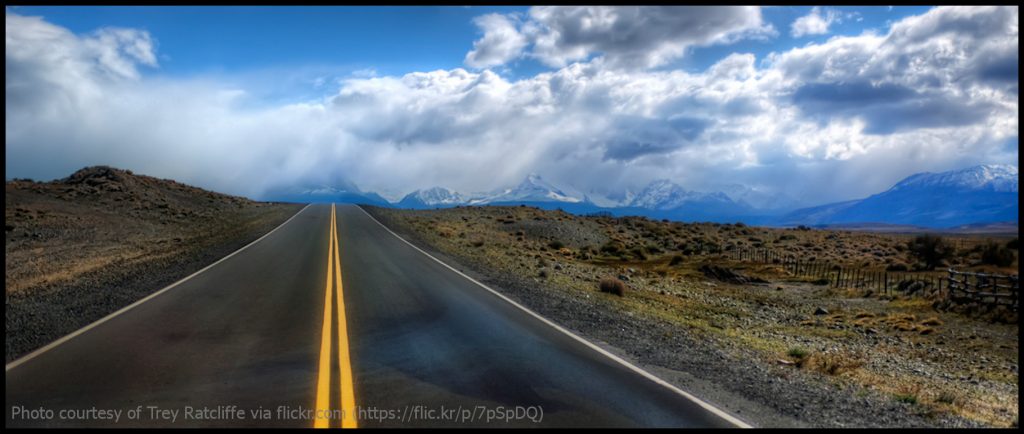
946;269;1019;312
726;245;1019;313
727;246;945;296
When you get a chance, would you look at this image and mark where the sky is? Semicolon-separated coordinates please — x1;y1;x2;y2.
5;6;1019;206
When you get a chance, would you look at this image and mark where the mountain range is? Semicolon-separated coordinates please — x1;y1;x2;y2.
780;164;1018;228
262;165;1019;229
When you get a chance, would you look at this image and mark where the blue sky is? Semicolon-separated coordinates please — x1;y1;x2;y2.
5;6;1018;205
16;6;932;81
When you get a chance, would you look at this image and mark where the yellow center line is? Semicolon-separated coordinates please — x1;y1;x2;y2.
314;205;335;428
314;204;358;428
333;204;358;428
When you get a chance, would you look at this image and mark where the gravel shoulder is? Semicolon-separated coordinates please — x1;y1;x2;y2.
364;205;1014;428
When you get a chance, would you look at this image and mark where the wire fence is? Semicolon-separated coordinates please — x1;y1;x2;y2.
726;246;1018;312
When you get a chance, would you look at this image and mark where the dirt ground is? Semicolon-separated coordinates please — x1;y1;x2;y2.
368;204;1018;428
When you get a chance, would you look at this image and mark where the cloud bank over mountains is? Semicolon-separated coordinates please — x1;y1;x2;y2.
5;7;1018;207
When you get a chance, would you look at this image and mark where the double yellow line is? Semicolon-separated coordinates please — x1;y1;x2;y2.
314;204;357;428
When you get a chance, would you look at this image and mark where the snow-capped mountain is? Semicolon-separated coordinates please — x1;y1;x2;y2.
719;184;800;211
262;181;391;206
279;164;1016;228
783;164;1019;228
886;164;1018;193
470;173;583;204
628;179;733;210
396;187;466;209
616;179;756;222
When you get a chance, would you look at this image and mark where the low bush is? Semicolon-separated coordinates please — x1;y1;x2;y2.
886;262;909;272
980;241;1015;267
598;277;627;296
907;234;955;270
600;242;622;255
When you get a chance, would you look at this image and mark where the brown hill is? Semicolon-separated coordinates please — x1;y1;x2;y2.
6;166;302;361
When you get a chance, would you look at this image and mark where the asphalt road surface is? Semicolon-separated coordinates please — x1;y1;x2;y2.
6;204;748;428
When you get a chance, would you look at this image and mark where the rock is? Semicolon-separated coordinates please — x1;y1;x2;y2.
814;307;830;315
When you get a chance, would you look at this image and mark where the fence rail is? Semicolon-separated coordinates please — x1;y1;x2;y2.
946;269;1019;312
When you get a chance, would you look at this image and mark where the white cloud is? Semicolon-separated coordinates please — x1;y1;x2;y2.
464;13;528;68
465;6;774;70
791;7;838;38
5;7;1019;207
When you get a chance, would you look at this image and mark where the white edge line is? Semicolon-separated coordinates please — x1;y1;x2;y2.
5;204;312;372
354;205;753;429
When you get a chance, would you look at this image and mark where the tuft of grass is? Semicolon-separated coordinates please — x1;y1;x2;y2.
895;393;918;405
598;277;628;296
788;347;809;359
936;391;959;405
805;351;864;376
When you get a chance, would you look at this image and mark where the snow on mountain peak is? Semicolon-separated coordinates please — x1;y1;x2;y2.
409;187;464;205
497;173;582;203
629;179;695;210
891;164;1018;193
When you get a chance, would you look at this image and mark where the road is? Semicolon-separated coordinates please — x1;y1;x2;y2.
5;204;747;428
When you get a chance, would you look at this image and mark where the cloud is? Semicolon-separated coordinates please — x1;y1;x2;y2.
601;115;710;161
464;13;528;68
465;6;774;70
791;7;838;37
5;7;1019;208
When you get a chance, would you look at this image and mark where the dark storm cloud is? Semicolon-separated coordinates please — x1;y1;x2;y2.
791;82;993;134
602;116;710;161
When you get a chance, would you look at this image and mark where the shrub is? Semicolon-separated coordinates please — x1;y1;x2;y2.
548;240;565;250
600;242;622;255
471;240;484;248
669;255;684;266
906;234;955;270
1008;238;1019;250
886;262;909;272
598;277;627;296
980;241;1015;267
